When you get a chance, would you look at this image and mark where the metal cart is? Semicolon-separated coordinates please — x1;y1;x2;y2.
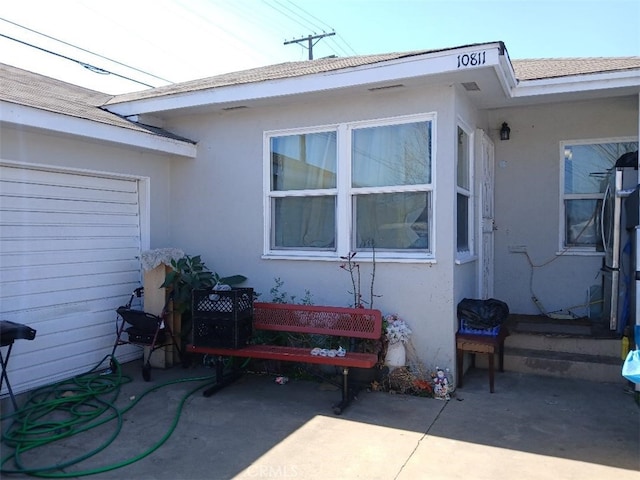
0;321;36;410
110;287;182;381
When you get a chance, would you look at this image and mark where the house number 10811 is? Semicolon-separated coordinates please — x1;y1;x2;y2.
457;52;486;68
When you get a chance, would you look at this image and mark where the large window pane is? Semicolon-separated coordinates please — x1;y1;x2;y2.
562;140;637;249
565;199;598;246
457;127;469;189
271;132;336;191
354;192;429;250
564;143;636;195
457;193;469;251
456;126;471;254
272;196;335;249
352;122;431;187
267;114;435;257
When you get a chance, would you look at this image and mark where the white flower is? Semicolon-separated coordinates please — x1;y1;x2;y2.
384;314;412;344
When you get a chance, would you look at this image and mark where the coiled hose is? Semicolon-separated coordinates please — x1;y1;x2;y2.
1;355;216;477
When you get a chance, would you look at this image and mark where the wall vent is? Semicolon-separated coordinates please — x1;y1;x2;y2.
222;105;248;111
368;84;405;92
462;82;480;91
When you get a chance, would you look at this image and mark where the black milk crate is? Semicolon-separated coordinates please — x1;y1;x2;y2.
192;287;254;348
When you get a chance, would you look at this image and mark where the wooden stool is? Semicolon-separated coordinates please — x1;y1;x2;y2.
456;327;508;393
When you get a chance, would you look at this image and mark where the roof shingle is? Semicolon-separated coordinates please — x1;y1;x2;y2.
0;63;194;142
512;57;640;81
2;46;638;130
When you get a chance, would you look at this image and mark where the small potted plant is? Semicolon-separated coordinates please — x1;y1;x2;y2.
383;314;412;369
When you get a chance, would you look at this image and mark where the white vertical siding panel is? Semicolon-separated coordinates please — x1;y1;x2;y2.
0;165;144;397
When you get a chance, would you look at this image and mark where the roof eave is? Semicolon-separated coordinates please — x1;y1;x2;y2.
0;101;197;158
494;42;518;97
105;42;512;116
512;69;640;99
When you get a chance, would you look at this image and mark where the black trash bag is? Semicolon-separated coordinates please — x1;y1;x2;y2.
457;298;509;329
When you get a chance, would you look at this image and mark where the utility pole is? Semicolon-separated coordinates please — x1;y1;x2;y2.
284;32;336;60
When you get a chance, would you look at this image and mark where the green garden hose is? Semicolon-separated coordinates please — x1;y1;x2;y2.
1;355;217;478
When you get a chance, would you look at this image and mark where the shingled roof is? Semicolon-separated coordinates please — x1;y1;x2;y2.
2;47;638;128
104;52;640;106
512;57;640;81
104;50;434;105
0;63;193;142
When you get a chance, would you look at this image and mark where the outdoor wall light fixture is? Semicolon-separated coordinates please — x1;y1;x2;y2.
500;122;511;141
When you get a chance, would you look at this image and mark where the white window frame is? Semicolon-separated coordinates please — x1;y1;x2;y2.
558;136;638;254
455;122;474;261
263;112;437;262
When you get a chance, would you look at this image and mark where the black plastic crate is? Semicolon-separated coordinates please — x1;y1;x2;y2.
191;288;253;348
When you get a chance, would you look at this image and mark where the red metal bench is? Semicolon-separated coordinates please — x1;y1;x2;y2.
186;302;383;414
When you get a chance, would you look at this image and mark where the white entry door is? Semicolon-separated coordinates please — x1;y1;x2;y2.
477;130;495;299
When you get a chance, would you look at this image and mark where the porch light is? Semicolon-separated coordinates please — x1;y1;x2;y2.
500;122;511;141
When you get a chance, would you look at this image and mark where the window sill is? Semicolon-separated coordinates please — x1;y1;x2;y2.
262;254;437;264
455;255;477;265
555;249;604;257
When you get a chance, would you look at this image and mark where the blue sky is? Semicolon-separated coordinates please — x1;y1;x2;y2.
1;0;638;94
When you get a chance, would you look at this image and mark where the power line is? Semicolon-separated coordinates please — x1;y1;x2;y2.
273;0;323;33
281;0;334;33
0;33;156;88
284;32;336;60
230;1;334;60
326;35;356;58
266;0;318;34
275;1;357;57
267;0;341;59
174;0;280;64
268;0;354;60
0;17;173;84
334;34;359;56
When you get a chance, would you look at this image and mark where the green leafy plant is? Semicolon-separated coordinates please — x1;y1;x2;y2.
269;277;313;305
161;254;247;315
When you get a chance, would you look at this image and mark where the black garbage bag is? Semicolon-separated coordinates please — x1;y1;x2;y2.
457;298;509;329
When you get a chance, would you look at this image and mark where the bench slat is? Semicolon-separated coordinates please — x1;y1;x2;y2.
186;344;378;369
253;302;382;339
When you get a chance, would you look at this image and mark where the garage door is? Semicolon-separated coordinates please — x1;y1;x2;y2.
0;164;146;398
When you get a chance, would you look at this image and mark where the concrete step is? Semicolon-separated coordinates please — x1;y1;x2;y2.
504;332;622;357
503;346;624;383
472;332;626;383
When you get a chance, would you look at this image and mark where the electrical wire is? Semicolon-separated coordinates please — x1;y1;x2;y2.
276;1;358;57
0;16;173;84
327;35;358;57
265;0;343;59
173;0;282;65
520;205;600;316
281;0;334;33
0;355;217;477
0;33;156;88
268;0;320;35
332;34;359;56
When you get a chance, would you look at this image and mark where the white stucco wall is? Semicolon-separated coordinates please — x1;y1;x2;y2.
164;84;462;371
453;86;488;309
489;96;639;316
0;125;175;248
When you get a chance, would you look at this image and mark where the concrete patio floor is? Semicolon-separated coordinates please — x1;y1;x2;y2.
1;360;638;479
